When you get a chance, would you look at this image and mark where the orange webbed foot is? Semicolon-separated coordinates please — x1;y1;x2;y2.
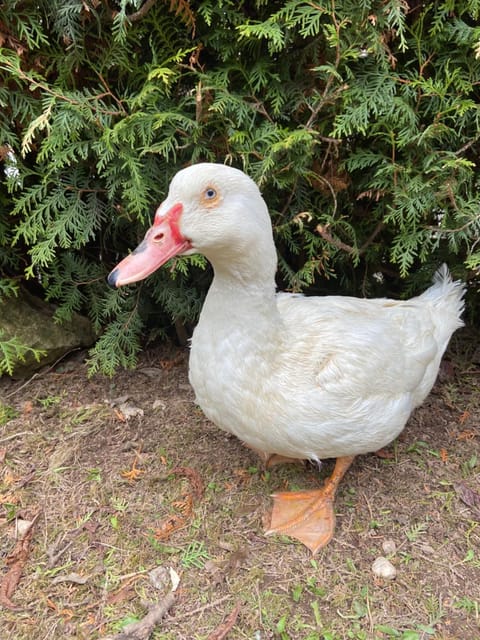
264;455;355;554
266;489;336;554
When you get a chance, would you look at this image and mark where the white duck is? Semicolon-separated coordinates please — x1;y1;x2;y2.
108;163;465;554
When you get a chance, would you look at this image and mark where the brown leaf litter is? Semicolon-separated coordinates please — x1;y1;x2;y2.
0;512;40;610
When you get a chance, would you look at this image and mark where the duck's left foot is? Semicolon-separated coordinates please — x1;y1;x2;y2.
265;455;355;555
266;489;336;554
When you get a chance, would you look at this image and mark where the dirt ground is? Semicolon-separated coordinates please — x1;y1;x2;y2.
0;329;479;640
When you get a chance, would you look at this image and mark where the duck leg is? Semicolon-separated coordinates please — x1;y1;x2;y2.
265;455;355;555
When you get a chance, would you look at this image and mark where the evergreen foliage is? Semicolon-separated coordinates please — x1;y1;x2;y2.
0;0;479;374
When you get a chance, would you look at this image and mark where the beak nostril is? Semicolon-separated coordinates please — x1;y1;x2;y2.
153;232;165;243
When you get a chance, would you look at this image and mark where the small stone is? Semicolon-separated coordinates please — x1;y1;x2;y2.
148;566;170;590
15;518;34;538
382;539;397;555
372;556;397;580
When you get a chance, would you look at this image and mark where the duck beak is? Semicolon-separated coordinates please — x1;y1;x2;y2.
107;203;191;288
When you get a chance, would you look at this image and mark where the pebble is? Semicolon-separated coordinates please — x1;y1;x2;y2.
149;566;170;590
382;539;397;555
372;556;397;580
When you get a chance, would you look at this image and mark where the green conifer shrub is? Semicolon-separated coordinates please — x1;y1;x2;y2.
0;0;479;374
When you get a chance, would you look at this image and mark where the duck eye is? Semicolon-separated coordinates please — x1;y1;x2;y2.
205;187;217;199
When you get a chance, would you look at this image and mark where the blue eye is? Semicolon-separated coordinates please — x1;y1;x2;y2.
205;187;217;199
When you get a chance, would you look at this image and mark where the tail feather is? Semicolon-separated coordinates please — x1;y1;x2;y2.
421;263;465;330
412;265;466;407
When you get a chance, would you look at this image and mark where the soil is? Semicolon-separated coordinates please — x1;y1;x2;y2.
0;330;479;640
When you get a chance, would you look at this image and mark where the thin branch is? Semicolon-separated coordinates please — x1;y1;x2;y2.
1;58;126;118
0;431;33;444
455;134;480;156
96;72;128;116
358;220;385;254
100;592;175;640
425;216;480;235
173;595;233;621
317;219;385;258
127;0;157;23
316;224;356;255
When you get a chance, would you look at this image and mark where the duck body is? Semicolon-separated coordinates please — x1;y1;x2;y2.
108;162;465;553
189;265;463;462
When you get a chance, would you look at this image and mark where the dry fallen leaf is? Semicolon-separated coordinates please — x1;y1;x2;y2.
152;466;204;541
0;512;39;610
109;396;144;421
455;481;480;516
2;469;16;487
159;355;183;369
118;403;144;420
170;466;204;501
22;401;33;415
153;514;186;541
374;448;395;460
372;556;397;580
106;583;136;606
456;428;478;441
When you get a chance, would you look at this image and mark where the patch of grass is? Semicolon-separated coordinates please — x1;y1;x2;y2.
87;467;102;482
37;392;65;408
0;401;17;425
452;595;479;616
405;520;429;542
462;453;478;477
181;540;210;568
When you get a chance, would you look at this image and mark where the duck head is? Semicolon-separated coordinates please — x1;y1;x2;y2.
108;163;276;288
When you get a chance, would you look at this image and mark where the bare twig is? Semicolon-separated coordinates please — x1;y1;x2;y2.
207;602;241;640
4;372;41;399
127;0;156;22
317;220;385;258
173;595;233;621
455;134;480;156
0;431;33;443
47;533;75;569
358;221;385;254
4;347;82;400
316;224;356;255
101;591;175;640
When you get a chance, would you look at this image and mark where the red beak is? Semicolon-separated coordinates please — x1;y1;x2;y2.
108;203;191;288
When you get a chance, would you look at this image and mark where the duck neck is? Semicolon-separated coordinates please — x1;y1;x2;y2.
207;246;277;305
196;249;277;338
